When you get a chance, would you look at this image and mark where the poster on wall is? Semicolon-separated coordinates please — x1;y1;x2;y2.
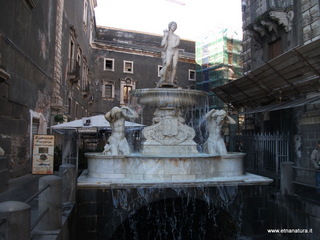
32;135;54;174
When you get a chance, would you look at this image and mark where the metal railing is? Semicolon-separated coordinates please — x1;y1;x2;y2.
230;132;289;187
25;184;50;204
0;164;76;240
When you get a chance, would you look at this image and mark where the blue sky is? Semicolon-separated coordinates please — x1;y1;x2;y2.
95;0;243;40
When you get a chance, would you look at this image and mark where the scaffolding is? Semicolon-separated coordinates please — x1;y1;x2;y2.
195;29;243;109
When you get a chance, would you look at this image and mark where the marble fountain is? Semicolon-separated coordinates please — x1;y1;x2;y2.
78;22;271;188
78;84;272;188
75;22;273;240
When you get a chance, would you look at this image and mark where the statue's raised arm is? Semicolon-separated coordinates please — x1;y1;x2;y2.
120;106;139;119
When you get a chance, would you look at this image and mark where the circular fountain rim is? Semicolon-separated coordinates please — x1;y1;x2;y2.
84;152;246;158
130;88;208;107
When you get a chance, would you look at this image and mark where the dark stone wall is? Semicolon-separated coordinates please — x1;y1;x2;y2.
267;194;320;240
0;1;56;75
0;0;56;177
0;0;95;177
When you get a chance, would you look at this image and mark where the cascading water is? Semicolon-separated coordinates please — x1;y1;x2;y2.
108;185;243;240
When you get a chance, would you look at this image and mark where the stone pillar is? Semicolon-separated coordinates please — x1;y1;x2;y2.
38;175;62;231
0;201;31;240
59;164;76;203
51;0;67;116
281;162;294;195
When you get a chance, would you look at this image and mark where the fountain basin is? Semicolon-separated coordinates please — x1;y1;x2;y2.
130;88;208;108
84;152;245;181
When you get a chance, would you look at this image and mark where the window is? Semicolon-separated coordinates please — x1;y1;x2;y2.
123;61;133;73
102;81;115;99
76;47;82;86
68;98;72;114
69;40;75;72
123;86;132;104
104;58;114;71
120;77;136;105
75;102;79;119
104;85;113;98
77;47;82;64
189;70;196;81
228;53;233;65
32;118;39;135
83;0;88;29
158;65;163;77
82;58;88;90
268;38;282;60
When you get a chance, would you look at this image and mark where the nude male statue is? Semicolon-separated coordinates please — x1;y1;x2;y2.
158;21;180;87
103;106;138;155
204;109;236;155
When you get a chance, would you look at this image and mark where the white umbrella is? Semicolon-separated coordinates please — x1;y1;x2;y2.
51;114;144;131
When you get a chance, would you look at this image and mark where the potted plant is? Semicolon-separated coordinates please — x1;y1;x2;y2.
54;114;64;123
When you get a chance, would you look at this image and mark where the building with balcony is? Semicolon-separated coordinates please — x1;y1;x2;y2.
212;1;320;236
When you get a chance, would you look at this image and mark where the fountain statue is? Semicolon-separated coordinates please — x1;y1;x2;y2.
204;109;236;155
102;106;138;155
157;21;180;88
